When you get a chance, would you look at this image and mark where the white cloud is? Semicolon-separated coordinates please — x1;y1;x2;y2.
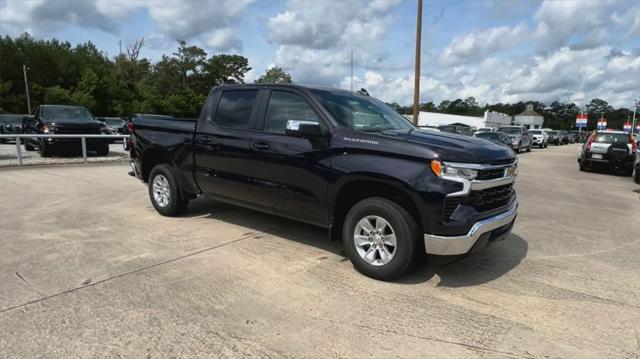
267;0;401;87
533;0;623;51
440;23;528;66
0;0;253;51
204;28;242;52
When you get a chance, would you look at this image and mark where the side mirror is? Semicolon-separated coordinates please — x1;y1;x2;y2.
285;120;322;137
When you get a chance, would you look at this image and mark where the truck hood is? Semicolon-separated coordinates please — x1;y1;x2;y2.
374;129;516;163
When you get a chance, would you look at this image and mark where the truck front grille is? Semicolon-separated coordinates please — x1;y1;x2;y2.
469;184;514;212
442;183;514;220
475;168;505;180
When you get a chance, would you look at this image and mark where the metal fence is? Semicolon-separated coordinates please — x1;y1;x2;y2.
0;134;130;165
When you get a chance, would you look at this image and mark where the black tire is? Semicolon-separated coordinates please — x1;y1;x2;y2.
516;143;522;153
623;166;634;177
148;164;189;216
39;141;52;157
527;142;532;152
96;143;109;156
579;159;588;172
634;167;640;184
342;197;419;281
24;141;36;151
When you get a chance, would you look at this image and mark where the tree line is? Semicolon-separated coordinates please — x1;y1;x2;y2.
0;34;291;118
0;34;636;130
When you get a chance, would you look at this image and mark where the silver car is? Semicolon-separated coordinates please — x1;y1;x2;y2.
578;130;636;176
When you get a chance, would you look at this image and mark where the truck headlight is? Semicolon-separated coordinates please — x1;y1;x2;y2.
430;160;478;179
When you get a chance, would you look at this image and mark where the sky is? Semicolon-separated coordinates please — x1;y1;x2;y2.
1;0;638;108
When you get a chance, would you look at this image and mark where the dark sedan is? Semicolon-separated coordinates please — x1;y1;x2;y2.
0;114;26;143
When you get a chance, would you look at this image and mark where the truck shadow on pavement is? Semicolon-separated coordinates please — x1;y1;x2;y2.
183;197;527;287
399;234;528;287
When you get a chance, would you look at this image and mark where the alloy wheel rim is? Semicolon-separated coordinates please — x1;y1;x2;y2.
152;174;170;207
353;215;397;266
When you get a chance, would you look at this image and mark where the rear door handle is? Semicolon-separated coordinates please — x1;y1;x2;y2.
252;142;271;150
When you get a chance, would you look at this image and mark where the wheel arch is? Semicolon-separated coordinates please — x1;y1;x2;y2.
328;175;424;235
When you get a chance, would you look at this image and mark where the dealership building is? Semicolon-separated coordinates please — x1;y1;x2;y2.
513;103;544;129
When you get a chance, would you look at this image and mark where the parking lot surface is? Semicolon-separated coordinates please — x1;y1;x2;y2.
0;144;638;358
0;143;127;167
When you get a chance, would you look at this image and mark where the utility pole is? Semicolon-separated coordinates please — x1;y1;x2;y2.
22;65;31;114
412;0;423;126
632;98;637;135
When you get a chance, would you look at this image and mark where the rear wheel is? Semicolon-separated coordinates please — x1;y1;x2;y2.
579;158;588;171
623;166;634;177
24;140;36;151
342;197;418;281
96;142;109;156
527;142;532;152
148;164;189;216
39;141;52;157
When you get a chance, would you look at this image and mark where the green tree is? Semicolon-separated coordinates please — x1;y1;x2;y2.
255;66;292;84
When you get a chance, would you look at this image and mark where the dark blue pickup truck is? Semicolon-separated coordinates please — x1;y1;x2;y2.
128;84;518;280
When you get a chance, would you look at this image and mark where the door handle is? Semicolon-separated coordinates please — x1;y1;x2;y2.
199;135;213;144
252;142;271;150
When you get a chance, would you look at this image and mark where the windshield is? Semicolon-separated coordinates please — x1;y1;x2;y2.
530;130;542;134
594;133;629;144
105;119;123;126
0;115;23;124
42;106;94;123
499;127;522;134
311;89;414;132
475;132;502;140
547;131;557;135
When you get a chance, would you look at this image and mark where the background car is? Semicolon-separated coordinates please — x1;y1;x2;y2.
98;117;127;142
558;130;570;145
635;140;640;184
22;105;110;157
0;114;26;143
529;129;548;148
436;124;474;136
473;131;512;147
546;130;560;145
578;130;636;176
498;125;533;153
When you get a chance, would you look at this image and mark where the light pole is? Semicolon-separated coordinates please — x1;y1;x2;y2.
412;0;423;126
22;65;31;114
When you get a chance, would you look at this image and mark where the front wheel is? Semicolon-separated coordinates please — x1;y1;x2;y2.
527;142;532;152
148;164;189;216
342;197;419;281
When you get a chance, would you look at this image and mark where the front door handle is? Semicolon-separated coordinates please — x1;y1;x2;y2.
199;135;213;143
252;142;271;150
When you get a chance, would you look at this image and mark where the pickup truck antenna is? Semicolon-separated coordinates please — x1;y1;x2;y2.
350;50;354;129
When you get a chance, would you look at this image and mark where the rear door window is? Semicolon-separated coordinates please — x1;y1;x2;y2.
214;90;258;129
594;133;629;143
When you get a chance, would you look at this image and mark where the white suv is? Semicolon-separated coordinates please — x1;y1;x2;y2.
529;129;548;148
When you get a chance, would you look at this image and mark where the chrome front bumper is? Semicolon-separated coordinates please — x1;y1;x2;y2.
424;201;518;255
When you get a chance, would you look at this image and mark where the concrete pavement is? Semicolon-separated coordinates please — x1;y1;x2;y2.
0;144;638;358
